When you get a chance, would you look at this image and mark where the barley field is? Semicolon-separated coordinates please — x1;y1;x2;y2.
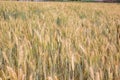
0;2;120;80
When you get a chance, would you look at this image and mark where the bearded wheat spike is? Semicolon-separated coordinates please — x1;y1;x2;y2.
2;51;9;64
54;75;59;80
47;76;53;80
7;66;17;80
18;68;24;80
95;72;100;80
89;67;94;80
29;74;33;80
71;54;75;72
18;45;24;67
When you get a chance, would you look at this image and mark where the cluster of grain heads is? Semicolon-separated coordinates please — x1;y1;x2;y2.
0;2;120;80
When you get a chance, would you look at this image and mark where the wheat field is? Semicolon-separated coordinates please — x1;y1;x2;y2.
0;2;120;80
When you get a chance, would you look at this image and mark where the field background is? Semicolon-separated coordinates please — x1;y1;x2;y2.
0;0;119;2
0;2;120;80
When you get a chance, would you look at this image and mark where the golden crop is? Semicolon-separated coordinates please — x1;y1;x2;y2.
0;2;120;80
